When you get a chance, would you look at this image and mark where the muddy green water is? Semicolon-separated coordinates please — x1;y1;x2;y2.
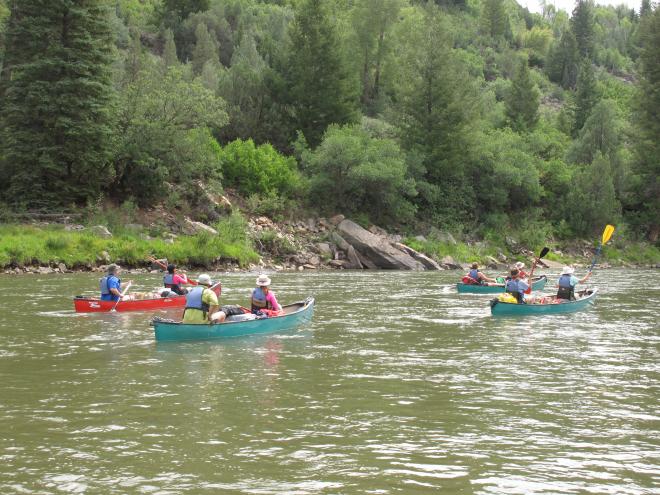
0;269;658;494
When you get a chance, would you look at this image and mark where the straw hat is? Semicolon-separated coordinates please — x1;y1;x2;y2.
561;266;575;275
197;273;212;286
256;274;271;287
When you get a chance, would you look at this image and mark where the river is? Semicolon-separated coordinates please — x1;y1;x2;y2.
0;269;657;494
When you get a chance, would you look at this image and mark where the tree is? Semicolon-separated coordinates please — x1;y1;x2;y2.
546;29;579;89
568;99;621;164
283;0;359;147
157;0;209;31
572;59;598;135
163;28;179;68
0;0;115;206
505;60;540;132
480;0;510;41
631;7;660;241
191;22;218;75
571;0;595;59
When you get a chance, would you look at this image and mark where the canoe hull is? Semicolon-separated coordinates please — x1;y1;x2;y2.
457;275;547;294
490;289;598;316
73;284;221;313
153;297;315;341
74;295;186;313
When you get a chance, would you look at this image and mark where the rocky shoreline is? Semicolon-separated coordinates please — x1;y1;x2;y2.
3;212;655;276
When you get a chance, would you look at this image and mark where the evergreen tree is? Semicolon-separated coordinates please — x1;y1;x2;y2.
284;0;359;147
0;0;115;206
568;99;621;164
163;28;179;68
640;0;652;17
480;0;510;40
192;22;218;75
632;7;660;241
571;0;595;59
546;29;579;89
157;0;210;31
572;59;598;135
506;60;540;132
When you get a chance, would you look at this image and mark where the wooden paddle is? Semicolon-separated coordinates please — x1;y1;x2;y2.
589;225;615;272
111;281;132;312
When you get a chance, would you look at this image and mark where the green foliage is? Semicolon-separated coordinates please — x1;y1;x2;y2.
571;0;595;59
505;60;540;132
572;59;598;135
480;0;511;41
300;123;416;225
0;0;116;207
546;29;579;89
567;99;621;164
283;0;359;147
220;139;302;200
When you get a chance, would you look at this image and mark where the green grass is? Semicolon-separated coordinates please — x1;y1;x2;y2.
404;238;501;264
0;221;259;268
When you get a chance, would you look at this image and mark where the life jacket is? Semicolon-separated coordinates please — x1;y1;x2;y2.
505;279;525;304
185;287;210;316
163;273;184;295
100;275;120;295
557;274;575;300
466;269;482;285
251;287;272;313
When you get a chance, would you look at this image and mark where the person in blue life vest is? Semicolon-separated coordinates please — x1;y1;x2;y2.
148;257;195;296
182;274;221;324
505;268;530;304
556;266;591;301
464;262;497;285
99;264;132;301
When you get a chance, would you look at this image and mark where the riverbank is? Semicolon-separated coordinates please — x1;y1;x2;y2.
1;214;659;275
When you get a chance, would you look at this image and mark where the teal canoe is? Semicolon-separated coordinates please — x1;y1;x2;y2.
152;297;314;341
457;275;547;294
490;289;598;316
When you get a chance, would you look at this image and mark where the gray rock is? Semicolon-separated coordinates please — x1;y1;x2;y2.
394;243;441;270
329;214;345;226
90;225;112;238
430;229;456;245
57;262;67;273
64;224;86;231
315;242;333;258
330;231;351;252
345;245;364;269
338;219;422;270
441;256;463;270
181;217;218;236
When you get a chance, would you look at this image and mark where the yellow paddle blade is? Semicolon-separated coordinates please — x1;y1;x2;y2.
602;224;615;244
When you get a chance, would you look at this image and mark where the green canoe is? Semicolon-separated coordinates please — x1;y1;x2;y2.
457;275;548;294
490;289;598;316
152;297;314;341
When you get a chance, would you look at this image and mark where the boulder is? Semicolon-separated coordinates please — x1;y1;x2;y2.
64;224;85;232
441;256;463;270
330;231;351;252
337;219;422;270
182;217;218;236
90;225;112;238
394;243;441;270
315;242;333;258
329;214;345;226
57;262;67;273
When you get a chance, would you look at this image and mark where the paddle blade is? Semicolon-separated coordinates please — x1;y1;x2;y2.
602;225;615;245
539;247;550;259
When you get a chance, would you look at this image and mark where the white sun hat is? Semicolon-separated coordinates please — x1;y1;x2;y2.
256;274;271;287
515;261;525;270
561;266;575;275
197;273;213;286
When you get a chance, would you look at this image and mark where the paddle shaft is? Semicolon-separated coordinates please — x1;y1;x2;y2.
111;281;132;312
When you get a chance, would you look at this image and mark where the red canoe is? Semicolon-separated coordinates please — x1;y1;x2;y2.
73;284;222;313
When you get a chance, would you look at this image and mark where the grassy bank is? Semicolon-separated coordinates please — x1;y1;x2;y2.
0;215;260;269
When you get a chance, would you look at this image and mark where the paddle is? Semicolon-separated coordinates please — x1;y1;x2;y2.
110;281;132;312
589;225;615;272
525;247;549;294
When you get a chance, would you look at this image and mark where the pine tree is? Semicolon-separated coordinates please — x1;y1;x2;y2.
632;7;660;241
192;22;218;75
506;60;540;132
546;29;579;89
572;59;598;135
480;0;511;41
163;29;179;68
571;0;595;59
0;0;115;206
284;0;358;147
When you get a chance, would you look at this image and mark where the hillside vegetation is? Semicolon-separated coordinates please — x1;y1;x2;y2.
0;0;658;253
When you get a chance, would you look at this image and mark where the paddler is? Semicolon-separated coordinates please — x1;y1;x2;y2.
182;274;220;324
99;264;131;302
251;274;282;316
149;257;195;295
504;268;530;304
556;266;591;301
463;263;498;285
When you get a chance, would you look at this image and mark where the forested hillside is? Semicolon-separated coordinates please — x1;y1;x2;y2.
0;0;658;246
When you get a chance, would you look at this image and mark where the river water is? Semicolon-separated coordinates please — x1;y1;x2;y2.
0;269;658;494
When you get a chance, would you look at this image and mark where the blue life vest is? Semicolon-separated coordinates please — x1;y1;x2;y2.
185;287;210;313
505;279;526;303
163;273;174;286
557;274;575;300
468;269;482;284
251;287;272;313
99;275;121;301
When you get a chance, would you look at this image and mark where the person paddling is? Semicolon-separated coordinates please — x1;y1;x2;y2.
182;274;220;324
556;266;591;301
514;261;529;281
251;274;282;316
463;263;497;285
100;264;132;302
505;268;530;304
149;257;195;296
